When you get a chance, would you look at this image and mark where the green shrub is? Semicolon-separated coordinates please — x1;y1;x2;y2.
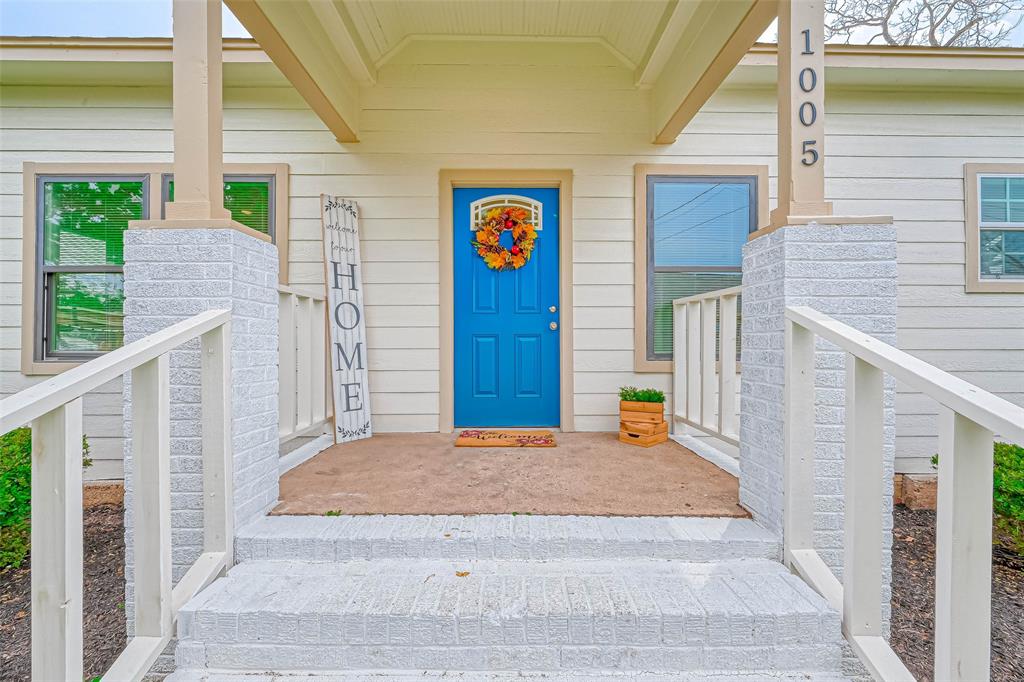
931;441;1024;556
618;386;666;403
0;427;92;570
993;442;1024;554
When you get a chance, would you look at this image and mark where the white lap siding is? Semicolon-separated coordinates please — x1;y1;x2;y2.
1;40;1022;478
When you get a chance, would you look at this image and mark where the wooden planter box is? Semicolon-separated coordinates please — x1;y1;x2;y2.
619;400;667;447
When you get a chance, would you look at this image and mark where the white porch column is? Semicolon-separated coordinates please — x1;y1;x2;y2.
121;2;280;674
771;0;832;227
165;0;230;222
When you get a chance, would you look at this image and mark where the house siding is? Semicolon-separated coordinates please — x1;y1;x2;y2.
1;40;1022;479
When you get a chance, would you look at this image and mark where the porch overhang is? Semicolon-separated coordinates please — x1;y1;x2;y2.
644;0;778;144
220;0;778;145
223;0;369;143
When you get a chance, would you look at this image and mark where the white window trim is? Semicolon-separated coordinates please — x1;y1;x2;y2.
21;162;290;375
964;163;1024;294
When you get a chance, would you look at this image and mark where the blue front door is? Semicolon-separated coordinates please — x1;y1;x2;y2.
454;187;560;427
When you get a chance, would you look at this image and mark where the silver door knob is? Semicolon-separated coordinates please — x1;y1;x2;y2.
549;321;558;330
549;305;557;313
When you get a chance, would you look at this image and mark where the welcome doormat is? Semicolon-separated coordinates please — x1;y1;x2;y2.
455;430;556;447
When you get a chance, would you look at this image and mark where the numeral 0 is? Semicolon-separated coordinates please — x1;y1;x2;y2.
798;102;817;127
799;67;817;93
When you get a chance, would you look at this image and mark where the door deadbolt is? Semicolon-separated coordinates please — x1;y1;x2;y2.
549;321;558;330
549;305;557;313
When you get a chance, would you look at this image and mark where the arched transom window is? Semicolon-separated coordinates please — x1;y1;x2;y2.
469;194;543;231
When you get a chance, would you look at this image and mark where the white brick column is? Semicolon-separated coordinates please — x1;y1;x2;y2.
121;228;279;663
738;223;897;634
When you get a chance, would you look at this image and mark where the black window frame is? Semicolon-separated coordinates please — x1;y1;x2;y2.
645;174;757;362
35;173;150;363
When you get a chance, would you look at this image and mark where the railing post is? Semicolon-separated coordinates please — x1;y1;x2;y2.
718;293;738;438
843;355;885;639
700;297;717;428
201;323;233;564
296;294;314;430
935;409;993;682
278;291;297;440
686;300;700;422
131;354;172;640
31;398;84;682
783;318;815;563
312;297;327;425
672;300;687;430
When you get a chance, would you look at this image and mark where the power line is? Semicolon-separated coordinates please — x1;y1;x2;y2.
654;204;748;245
653;183;748;223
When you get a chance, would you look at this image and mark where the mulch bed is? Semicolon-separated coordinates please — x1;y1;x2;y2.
890;504;1024;681
0;502;127;682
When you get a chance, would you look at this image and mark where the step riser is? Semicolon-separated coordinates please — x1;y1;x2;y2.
235;537;780;562
181;612;835;650
235;516;781;563
178;643;841;673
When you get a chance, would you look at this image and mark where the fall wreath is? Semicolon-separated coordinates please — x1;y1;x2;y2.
472;206;538;271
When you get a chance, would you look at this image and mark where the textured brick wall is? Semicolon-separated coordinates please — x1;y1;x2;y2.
121;228;279;669
738;223;897;638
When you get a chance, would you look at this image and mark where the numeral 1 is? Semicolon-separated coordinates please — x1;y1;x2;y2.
801;29;813;55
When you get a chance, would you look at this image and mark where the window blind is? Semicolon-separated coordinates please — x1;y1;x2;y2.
166;178;272;236
40;179;144;357
42;180;144;266
647;176;755;361
979;176;1024;279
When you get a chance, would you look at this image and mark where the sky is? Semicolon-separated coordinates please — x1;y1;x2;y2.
0;0;1021;46
0;0;252;38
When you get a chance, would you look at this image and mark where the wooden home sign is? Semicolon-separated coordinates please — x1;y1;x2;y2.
321;194;372;444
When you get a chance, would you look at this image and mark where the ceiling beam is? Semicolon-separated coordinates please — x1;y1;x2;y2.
635;0;700;87
224;0;359;143
651;0;778;144
308;0;377;85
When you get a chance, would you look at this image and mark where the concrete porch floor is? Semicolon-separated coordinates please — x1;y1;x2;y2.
273;432;747;517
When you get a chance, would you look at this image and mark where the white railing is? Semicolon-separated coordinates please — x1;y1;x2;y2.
0;309;234;682
784;305;1024;682
278;285;331;444
671;285;741;445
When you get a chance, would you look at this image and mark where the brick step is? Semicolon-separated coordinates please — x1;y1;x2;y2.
235;515;780;563
175;558;843;675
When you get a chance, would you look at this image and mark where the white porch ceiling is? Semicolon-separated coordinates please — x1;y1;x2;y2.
224;0;775;143
339;0;673;67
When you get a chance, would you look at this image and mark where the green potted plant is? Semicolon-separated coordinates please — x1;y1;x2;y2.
618;386;665;423
618;386;668;447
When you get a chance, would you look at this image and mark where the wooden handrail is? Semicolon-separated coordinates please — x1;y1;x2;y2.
0;309;231;433
671;284;743;306
784;305;1022;682
277;283;326;300
787;306;1024;441
2;310;234;682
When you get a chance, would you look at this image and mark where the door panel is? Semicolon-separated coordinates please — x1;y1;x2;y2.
454;187;560;427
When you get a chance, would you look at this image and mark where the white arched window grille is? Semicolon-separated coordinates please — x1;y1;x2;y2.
470;194;543;231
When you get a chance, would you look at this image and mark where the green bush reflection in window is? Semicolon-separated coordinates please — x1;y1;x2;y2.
40;179;143;357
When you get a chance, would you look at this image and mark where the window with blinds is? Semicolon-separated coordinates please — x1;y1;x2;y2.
38;177;147;359
646;175;756;361
978;175;1024;280
34;173;275;363
164;175;275;238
